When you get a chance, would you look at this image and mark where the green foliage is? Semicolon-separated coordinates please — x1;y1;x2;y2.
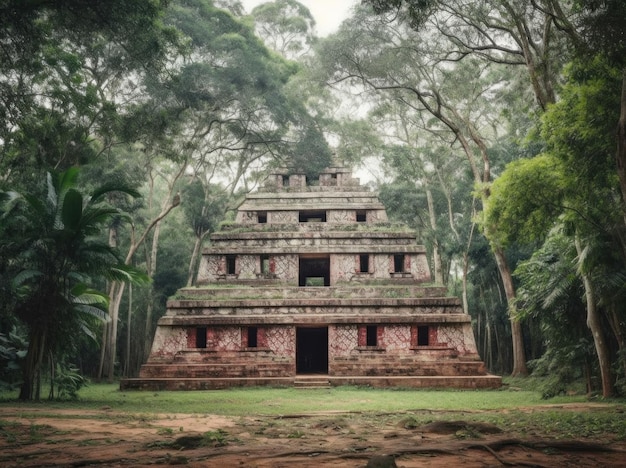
484;154;566;248
291;125;333;180
541;56;621;187
53;364;88;401
365;0;437;29
251;0;317;59
181;181;228;238
0;328;27;391
0;168;147;400
0;0;178;188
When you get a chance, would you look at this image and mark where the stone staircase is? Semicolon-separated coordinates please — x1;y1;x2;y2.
293;375;331;389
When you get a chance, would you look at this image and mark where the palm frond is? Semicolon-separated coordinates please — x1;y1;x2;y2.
73;303;109;322
61;188;84;231
0;191;22;218
108;264;151;285
90;182;142;204
21;193;48;221
12;269;43;288
70;284;110;307
80;322;97;341
79;206;122;230
46;171;58;209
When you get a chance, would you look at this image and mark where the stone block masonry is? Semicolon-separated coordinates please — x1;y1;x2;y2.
121;164;500;391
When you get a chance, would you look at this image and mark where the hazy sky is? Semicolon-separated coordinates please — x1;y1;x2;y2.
241;0;359;37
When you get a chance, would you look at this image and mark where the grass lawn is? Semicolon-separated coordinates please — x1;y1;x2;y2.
1;378;625;442
0;377;602;416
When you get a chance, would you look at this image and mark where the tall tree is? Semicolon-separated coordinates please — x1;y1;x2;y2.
485;55;625;396
317;6;529;374
0;168;146;400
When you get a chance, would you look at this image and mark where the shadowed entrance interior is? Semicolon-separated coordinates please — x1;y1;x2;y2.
296;327;328;374
299;255;330;286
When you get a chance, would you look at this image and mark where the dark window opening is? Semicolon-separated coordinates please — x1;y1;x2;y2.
417;326;429;346
299;256;330;287
226;255;236;275
196;327;207;348
261;254;270;274
306;175;319;186
258;212;267;223
393;254;405;272
356;210;367;222
282;175;289;187
366;325;378;346
359;254;369;273
247;326;258;348
299;210;327;222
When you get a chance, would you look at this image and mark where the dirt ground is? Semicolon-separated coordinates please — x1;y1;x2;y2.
1;404;625;467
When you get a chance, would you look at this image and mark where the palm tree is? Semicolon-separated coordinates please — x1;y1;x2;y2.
1;167;146;400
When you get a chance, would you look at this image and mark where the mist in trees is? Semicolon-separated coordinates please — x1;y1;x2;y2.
1;0;625;399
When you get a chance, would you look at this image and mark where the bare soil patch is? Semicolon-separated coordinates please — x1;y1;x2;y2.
1;404;625;467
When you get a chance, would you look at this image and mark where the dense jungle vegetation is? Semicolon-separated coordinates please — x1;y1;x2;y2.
1;0;625;401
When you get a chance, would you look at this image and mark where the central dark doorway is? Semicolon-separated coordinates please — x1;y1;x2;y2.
299;255;330;286
296;327;328;374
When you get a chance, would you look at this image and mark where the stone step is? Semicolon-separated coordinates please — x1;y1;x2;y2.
293;376;331;389
120;374;502;391
139;362;291;379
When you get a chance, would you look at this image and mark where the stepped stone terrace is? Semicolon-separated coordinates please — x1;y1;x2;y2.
121;164;500;390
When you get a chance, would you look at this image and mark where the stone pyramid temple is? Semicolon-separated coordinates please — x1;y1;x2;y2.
122;164;500;390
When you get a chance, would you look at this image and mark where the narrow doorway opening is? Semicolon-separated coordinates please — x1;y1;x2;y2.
296;327;328;374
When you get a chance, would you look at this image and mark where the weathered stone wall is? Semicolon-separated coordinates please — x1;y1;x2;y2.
196;255;221;283
329;325;358;359
236;254;257;279
382;325;412;353
325;323;486;377
411;254;431;282
438;323;479;355
147;326;188;361
265;326;295;356
368;210;388;222
268;211;298;223
273;254;298;282
328;209;355;223
331;254;356;283
212;327;241;351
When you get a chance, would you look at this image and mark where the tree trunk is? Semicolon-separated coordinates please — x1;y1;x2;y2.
99;194;181;381
19;328;46;401
187;235;203;287
493;245;528;377
486;321;492;370
575;236;614;397
425;186;443;284
124;284;132;377
461;220;476;315
616;69;626;217
101;282;125;382
143;220;162;361
607;305;626;379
